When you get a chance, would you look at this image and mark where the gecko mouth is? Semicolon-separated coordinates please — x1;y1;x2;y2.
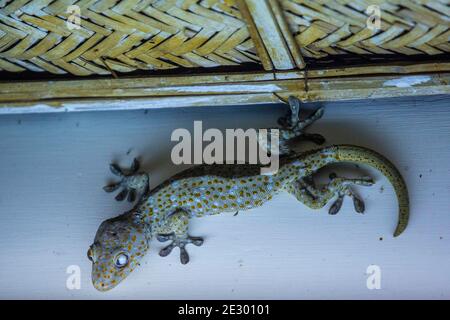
93;278;112;291
91;265;124;292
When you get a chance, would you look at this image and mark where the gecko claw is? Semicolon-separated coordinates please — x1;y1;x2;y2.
157;233;204;265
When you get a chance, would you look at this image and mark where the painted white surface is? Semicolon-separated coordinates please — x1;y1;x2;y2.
0;95;449;299
383;76;431;88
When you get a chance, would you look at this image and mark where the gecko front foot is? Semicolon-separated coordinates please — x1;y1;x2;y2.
276;96;326;154
103;158;149;202
328;173;374;215
280;97;325;129
157;233;204;264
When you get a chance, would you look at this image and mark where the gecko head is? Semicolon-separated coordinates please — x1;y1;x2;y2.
87;212;150;291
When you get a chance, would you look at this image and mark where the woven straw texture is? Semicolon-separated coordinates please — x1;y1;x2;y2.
0;0;449;76
0;0;258;75
283;0;450;58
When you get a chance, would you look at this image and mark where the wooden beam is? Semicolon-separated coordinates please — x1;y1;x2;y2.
268;0;305;69
236;0;273;71
242;0;295;70
0;62;448;113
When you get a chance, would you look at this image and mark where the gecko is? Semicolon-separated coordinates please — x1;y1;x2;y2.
87;97;409;291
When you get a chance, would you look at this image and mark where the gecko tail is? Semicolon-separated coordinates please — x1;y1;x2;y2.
330;145;409;237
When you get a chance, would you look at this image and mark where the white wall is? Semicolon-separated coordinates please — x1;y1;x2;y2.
0;95;449;299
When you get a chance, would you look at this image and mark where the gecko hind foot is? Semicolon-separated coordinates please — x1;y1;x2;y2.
157;233;204;265
328;173;374;215
103;158;149;202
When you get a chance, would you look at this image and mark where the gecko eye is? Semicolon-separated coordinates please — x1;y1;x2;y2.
114;253;129;268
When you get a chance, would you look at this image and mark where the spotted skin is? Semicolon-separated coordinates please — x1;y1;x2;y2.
87;213;150;291
88;145;409;291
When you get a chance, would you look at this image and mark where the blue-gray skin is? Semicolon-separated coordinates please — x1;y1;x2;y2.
87;98;409;291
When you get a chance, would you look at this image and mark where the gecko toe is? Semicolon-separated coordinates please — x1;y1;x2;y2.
180;247;189;264
159;243;176;257
314;107;325;119
353;195;365;214
130;158;140;174
115;188;128;201
103;183;120;193
329;194;344;215
127;189;136;202
109;163;124;177
188;236;204;247
361;176;375;186
157;233;175;242
305;133;325;145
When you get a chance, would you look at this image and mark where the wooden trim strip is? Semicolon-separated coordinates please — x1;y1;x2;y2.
0;62;448;113
268;0;305;69
1;61;448;95
244;0;295;70
236;0;273;71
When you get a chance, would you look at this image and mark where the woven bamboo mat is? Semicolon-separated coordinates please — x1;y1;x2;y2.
0;0;448;76
283;0;450;59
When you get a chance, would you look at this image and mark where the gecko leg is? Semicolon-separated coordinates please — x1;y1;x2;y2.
156;209;204;265
103;158;149;202
286;173;374;214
